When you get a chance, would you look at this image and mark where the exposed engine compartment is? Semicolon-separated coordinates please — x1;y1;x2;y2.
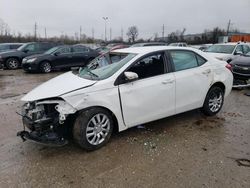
17;98;76;146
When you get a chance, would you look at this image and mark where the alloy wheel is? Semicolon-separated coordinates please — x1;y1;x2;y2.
208;92;223;112
86;113;110;145
42;62;51;73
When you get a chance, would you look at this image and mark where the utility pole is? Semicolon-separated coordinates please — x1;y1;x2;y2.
121;27;124;41
110;27;112;41
34;22;37;41
80;26;82;41
44;27;47;39
227;19;231;36
92;28;94;40
162;24;165;39
102;17;108;42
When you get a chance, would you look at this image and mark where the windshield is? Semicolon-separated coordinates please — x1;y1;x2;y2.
205;45;236;54
78;52;136;80
44;46;61;54
17;43;29;51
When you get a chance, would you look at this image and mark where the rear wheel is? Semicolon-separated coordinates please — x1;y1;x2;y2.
6;58;20;69
73;108;113;151
40;61;52;73
202;86;224;116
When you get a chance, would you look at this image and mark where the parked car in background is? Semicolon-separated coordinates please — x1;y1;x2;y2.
229;51;250;83
110;44;129;51
205;42;250;63
0;43;23;53
191;44;213;51
130;42;167;47
168;42;188;47
0;42;60;70
96;46;110;54
22;45;99;73
17;46;233;150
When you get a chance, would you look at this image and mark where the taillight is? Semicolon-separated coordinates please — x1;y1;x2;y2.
226;63;232;72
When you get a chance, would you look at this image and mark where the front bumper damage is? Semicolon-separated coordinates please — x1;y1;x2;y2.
17;99;76;146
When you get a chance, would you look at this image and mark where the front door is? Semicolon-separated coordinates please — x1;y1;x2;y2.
118;52;176;127
53;47;73;68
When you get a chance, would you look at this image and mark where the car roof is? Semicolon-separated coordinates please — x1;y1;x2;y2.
213;42;246;46
0;43;23;45
113;46;197;55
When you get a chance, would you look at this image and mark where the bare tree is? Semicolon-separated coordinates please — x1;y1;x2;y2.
127;26;138;43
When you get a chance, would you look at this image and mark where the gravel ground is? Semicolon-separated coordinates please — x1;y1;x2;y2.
0;69;250;188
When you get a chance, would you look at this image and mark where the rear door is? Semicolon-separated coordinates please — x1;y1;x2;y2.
168;50;212;114
72;46;90;67
118;51;176;127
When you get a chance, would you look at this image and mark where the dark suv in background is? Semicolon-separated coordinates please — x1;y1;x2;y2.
0;42;60;69
22;44;99;73
0;43;23;53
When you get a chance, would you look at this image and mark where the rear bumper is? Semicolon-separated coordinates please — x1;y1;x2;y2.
232;71;250;80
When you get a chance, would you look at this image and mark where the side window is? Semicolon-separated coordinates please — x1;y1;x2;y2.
170;50;198;71
39;43;52;51
235;45;243;53
196;55;207;66
57;47;71;54
73;46;89;53
127;52;165;80
25;44;37;52
243;45;250;54
10;45;19;49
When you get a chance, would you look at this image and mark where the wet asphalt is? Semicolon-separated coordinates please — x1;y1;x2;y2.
0;69;250;188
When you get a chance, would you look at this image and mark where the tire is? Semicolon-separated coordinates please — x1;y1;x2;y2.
40;61;52;73
6;58;20;69
202;86;224;116
73;107;114;151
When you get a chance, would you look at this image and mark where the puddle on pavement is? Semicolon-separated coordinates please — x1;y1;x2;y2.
0;93;21;99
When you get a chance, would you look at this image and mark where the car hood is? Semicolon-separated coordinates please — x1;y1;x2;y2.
230;56;250;65
21;71;97;102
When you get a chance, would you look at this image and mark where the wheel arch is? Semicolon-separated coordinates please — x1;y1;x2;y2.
77;106;119;133
210;82;226;93
4;56;21;66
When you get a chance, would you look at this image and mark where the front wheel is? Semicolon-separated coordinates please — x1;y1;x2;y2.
40;61;52;73
6;58;20;69
202;86;224;116
73;108;113;151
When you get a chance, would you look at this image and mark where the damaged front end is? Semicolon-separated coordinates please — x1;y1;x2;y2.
17;98;77;146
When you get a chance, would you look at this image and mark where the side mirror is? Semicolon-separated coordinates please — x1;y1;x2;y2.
235;51;243;55
54;52;61;56
23;49;29;53
124;71;138;82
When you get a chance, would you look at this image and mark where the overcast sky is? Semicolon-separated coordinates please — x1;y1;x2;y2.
0;0;250;40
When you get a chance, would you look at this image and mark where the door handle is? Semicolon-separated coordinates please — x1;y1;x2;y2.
202;69;211;75
162;79;174;84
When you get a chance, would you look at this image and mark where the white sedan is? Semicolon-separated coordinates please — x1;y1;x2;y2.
18;46;233;150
